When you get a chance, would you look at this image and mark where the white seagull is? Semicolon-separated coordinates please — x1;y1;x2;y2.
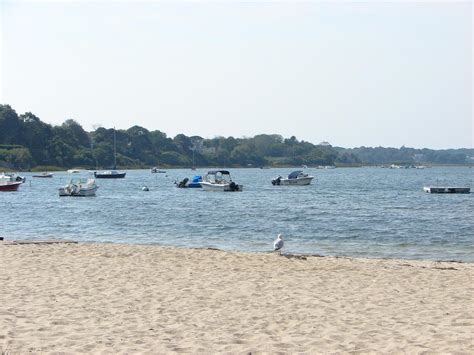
273;234;284;251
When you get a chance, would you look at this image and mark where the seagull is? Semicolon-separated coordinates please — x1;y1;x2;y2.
273;234;284;252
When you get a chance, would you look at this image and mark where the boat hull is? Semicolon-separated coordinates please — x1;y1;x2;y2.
94;172;126;179
199;182;243;191
423;187;470;194
280;177;313;185
273;176;314;186
59;186;98;197
0;181;21;191
186;183;202;188
177;182;202;188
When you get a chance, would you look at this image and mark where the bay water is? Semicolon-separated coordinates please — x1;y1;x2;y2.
1;167;472;261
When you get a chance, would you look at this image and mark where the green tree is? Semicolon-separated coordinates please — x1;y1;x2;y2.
0;105;22;144
20;112;54;165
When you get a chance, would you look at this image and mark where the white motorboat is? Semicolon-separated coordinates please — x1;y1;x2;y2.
199;170;243;192
59;178;99;197
151;167;166;173
0;172;26;183
272;170;314;186
67;168;86;174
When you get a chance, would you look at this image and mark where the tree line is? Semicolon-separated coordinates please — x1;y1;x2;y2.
0;104;472;170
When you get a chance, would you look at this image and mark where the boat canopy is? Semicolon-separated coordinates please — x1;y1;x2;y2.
207;170;231;175
68;178;90;184
288;171;303;179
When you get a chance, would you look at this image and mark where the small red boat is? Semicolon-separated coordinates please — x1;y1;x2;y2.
0;181;22;191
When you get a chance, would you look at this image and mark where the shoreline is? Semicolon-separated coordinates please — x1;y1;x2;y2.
6;164;474;172
2;239;472;264
2;242;473;353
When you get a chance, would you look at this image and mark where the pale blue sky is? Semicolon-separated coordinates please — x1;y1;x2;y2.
1;0;472;148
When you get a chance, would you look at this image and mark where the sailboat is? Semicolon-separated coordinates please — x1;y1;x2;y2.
191;147;196;170
94;127;126;179
33;157;53;178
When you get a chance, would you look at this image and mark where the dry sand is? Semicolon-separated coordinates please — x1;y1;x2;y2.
1;242;473;353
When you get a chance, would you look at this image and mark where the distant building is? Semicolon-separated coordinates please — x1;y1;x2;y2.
318;141;332;147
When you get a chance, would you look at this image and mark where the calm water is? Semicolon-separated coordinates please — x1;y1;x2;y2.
1;167;473;261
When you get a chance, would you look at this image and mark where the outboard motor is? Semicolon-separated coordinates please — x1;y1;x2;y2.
178;177;189;188
271;176;282;186
229;181;239;191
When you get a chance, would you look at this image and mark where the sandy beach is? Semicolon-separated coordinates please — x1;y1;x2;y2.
1;242;473;353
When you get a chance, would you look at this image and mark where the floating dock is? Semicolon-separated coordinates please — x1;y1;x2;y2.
423;187;470;194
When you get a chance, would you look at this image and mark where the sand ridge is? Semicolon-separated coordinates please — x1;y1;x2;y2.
1;243;473;353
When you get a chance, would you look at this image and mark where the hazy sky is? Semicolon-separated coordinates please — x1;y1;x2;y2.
1;0;472;149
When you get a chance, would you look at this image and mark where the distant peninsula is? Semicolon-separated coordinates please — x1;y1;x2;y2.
1;104;473;170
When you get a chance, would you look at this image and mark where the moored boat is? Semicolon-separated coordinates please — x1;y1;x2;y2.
0;172;26;183
0;181;22;191
94;127;126;179
423;186;470;194
33;172;54;178
59;178;99;197
67;168;85;174
272;170;314;186
151;167;166;173
94;170;126;179
199;170;243;192
176;175;203;188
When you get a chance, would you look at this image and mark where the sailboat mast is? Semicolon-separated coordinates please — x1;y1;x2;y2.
113;127;117;170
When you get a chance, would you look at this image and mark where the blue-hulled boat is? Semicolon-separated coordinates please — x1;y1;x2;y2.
176;175;203;188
